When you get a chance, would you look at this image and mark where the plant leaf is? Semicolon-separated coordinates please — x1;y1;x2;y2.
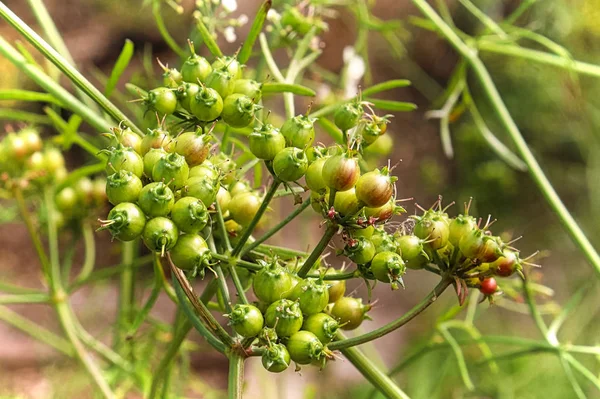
261;82;316;96
365;98;417;111
105;39;134;98
238;0;271;64
362;79;411;97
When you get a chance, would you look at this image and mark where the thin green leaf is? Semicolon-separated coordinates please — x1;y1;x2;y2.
365;98;417;112
408;16;438;32
0;89;63;105
560;355;587;399
0;108;51;124
195;14;223;58
316;117;344;144
125;83;148;98
548;281;593;338
238;0;271;64
152;0;185;58
438;326;475;391
261;82;316;97
105;39;134;98
361;80;411;97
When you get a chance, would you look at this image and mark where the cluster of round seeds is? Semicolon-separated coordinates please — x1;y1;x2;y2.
143;44;262;130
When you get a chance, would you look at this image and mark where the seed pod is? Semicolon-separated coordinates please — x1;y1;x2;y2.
162;67;182;88
190;87;223;122
253;261;294;303
18;127;42;155
140;128;173;156
448;214;478;246
322;154;360;192
305;157;328;193
176;82;201;112
264;299;303;337
216;186;232;214
459;229;502;262
43;147;65;174
181;54;212;83
211;153;237;185
330;297;371;330
350;225;375;239
212;56;243;79
105;144;144;178
55;187;78;215
189;162;219;180
229;191;262;226
364;133;393;157
234;79;262;101
370;251;406;290
106;170;143;205
228;180;252;197
361;121;383;145
185;176;219;207
344;237;376;265
355;168;396;208
262;343;291;373
249;124;286;160
364;199;400;222
273;147;309;182
227;304;264;338
109;127;142;154
138;182;175;217
325;269;346;303
142;217;179;254
143;148;168;178
144;87;177;116
169;233;211;271
152;152;189;189
302;313;339;344
221;94;259;128
171;197;208;233
334;101;363;131
286;330;325;365
281;114;316;149
395;235;425;261
414;214;449;250
174;131;212;167
490;248;521;277
480;277;498;295
258;326;278;347
288;278;329;315
310;190;328;214
405;254;428;270
205;68;235;98
332;188;361;217
99;202;146;242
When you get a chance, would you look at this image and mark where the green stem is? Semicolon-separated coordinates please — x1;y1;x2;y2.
69;255;153;293
171;264;234;348
148;317;192;399
241;200;311;257
252;244;309;259
228;354;245;399
339;338;409;399
0;37;112;132
0;293;49;304
115;241;136;350
152;0;185;58
0;281;44;295
329;278;451;350
231;179;281;257
478;39;600;78
297;224;337;278
43;187;115;398
0;305;73;356
0;3;143;134
73;222;95;282
412;0;600;277
13;186;51;279
25;0;99;112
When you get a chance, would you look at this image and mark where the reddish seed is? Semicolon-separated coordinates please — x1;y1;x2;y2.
480;277;498;296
